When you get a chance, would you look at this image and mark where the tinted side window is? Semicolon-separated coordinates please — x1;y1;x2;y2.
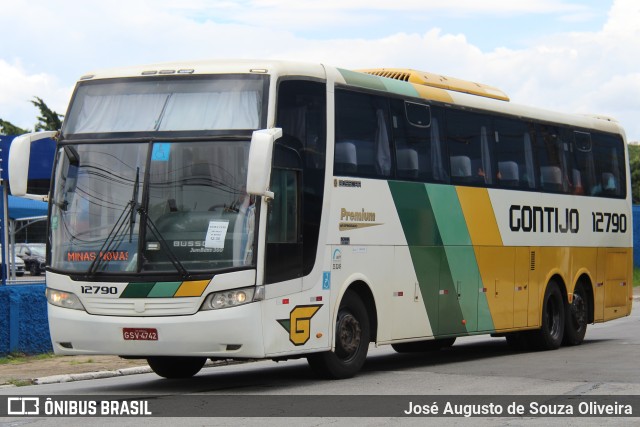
391;100;447;182
568;131;596;195
535;125;570;193
445;109;494;186
592;133;626;198
273;79;327;280
335;90;392;178
493;118;536;190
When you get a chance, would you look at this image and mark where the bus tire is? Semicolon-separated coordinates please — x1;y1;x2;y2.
307;291;370;379
532;281;565;350
563;282;588;346
147;356;207;379
391;337;456;353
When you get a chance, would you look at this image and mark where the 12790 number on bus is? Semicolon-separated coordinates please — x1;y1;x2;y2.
592;212;627;233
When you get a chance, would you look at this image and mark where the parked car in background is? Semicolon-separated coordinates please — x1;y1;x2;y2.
9;256;26;277
0;246;26;277
15;243;46;276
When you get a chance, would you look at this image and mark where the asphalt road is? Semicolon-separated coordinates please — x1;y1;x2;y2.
1;307;639;426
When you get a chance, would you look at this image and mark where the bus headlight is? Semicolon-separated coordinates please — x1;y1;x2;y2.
200;287;256;311
46;288;86;311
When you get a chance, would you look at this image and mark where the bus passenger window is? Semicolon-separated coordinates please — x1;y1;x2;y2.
535;125;569;193
391;99;435;181
569;131;596;195
445;109;493;186
591;133;625;198
335;89;392;179
493;118;535;190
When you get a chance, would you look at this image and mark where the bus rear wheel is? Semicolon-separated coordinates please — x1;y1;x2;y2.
532;281;565;350
392;337;456;353
563;283;588;346
147;356;207;379
307;291;370;379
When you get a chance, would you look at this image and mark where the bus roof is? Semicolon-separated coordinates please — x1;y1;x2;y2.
75;59;625;138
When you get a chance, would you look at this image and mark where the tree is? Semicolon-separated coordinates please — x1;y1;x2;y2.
0;96;63;136
629;144;640;205
31;96;63;132
0;119;29;136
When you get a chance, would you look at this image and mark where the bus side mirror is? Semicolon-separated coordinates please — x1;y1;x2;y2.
246;128;282;199
8;131;57;198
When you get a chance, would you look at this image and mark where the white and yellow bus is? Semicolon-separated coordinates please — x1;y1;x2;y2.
9;60;633;379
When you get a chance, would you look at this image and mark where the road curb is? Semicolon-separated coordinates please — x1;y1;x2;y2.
34;366;152;385
31;359;249;385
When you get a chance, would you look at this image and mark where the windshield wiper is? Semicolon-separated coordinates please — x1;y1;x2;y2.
86;199;135;276
87;166;140;276
137;206;189;279
129;167;140;242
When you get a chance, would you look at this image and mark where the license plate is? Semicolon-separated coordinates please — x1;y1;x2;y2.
123;328;158;341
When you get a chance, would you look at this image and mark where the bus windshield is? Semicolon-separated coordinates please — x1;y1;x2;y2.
49;139;256;276
63;75;265;135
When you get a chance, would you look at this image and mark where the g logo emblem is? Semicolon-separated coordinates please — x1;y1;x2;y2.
278;305;322;346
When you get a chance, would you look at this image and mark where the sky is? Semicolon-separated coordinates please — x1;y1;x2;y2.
0;0;639;141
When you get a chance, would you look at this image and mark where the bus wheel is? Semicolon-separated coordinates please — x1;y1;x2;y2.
532;281;565;350
392;337;456;353
563;283;588;346
307;291;370;379
147;356;207;379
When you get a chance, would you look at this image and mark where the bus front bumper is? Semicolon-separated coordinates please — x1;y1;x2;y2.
47;302;266;358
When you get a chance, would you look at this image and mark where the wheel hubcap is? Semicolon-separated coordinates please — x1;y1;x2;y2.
336;312;361;360
547;297;561;338
571;292;587;328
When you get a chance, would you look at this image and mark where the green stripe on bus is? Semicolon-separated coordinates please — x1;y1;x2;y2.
147;282;182;298
388;181;442;246
426;184;494;332
408;246;444;334
426;185;471;246
389;181;464;334
120;282;155;298
427;185;476;332
338;68;387;92
338;68;421;98
379;78;420;98
436;250;468;335
388;181;495;335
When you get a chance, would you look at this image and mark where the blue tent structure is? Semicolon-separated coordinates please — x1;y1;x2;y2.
1;195;48;284
8;195;47;220
0;135;54;283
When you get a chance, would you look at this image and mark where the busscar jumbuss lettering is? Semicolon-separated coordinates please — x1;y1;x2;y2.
9;60;632;379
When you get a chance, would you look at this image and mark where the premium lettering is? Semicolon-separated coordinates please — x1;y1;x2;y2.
340;208;376;222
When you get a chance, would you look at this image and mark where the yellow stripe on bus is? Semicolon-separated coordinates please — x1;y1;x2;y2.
456;187;503;246
411;83;454;103
174;280;210;297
